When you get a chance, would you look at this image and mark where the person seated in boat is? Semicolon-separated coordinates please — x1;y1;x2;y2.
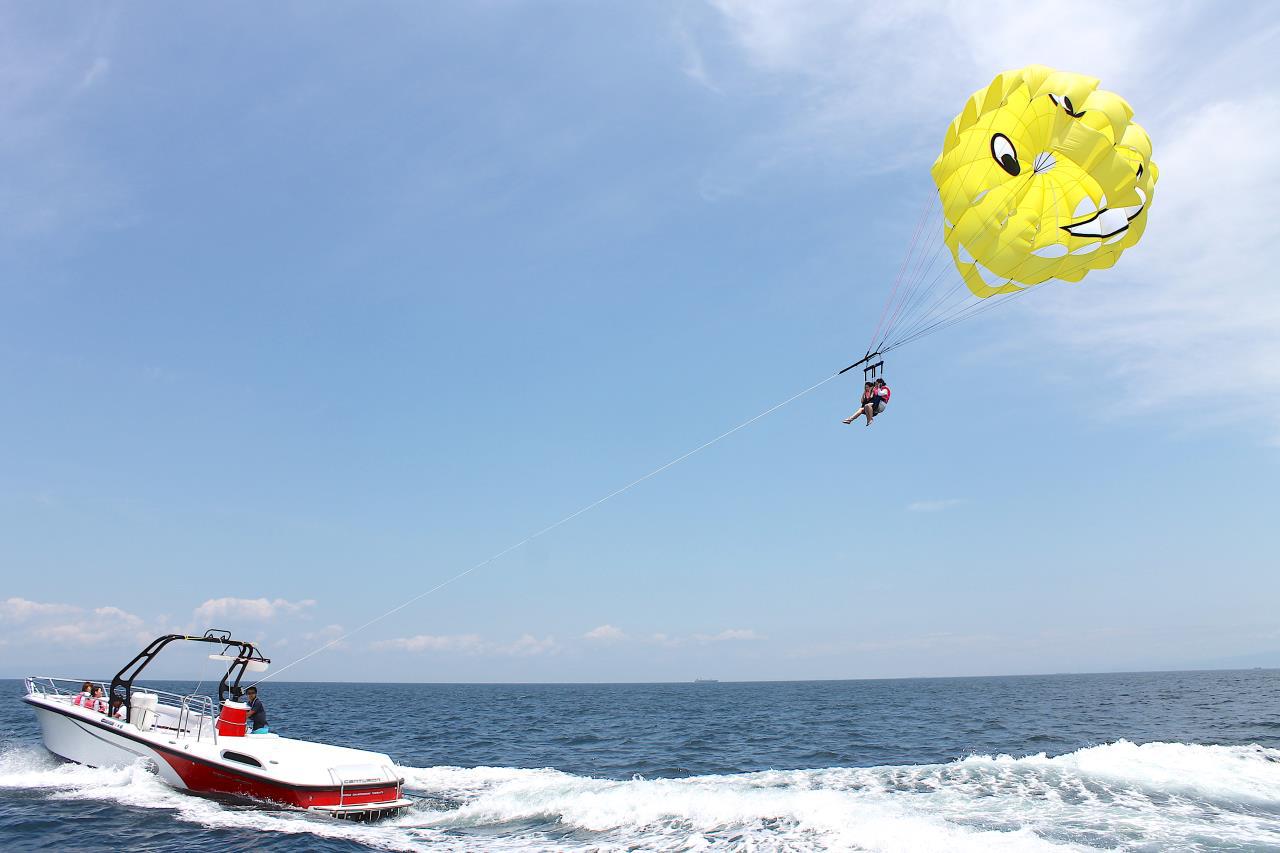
89;685;109;714
72;681;94;707
245;686;269;734
109;697;127;720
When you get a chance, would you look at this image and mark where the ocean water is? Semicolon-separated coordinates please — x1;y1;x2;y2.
3;670;1280;851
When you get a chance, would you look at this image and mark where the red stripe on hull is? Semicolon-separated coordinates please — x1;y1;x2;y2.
157;751;400;809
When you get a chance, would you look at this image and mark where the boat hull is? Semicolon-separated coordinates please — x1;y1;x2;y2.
25;697;410;819
30;700;182;786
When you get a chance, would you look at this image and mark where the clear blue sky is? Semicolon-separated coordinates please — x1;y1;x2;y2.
3;1;1278;682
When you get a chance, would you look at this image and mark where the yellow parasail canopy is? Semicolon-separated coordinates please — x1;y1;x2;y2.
931;65;1158;298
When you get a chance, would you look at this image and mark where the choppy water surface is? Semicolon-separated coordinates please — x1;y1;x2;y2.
3;670;1280;851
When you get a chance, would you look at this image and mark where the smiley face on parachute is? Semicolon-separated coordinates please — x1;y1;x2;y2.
931;65;1158;298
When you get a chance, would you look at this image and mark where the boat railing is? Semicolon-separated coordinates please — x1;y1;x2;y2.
25;676;109;697
327;764;402;809
177;694;218;744
25;677;217;741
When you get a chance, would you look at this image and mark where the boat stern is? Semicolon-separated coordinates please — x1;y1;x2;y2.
303;762;412;821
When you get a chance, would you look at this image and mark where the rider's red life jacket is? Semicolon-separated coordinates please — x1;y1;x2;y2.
877;385;891;403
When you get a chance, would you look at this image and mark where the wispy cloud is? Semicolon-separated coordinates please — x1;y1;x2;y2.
673;20;719;93
648;628;764;647
77;56;110;91
583;624;626;642
693;628;763;643
372;633;485;654
372;632;559;657
300;624;348;651
1028;92;1280;440
0;8;124;244
907;498;963;513
193;597;316;623
498;634;559;657
690;1;1186;196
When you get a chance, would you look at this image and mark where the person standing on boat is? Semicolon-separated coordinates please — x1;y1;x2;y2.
245;686;269;734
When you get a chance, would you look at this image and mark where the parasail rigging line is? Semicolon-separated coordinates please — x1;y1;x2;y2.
867;193;934;350
885;152;1134;352
866;121;1020;354
256;370;846;684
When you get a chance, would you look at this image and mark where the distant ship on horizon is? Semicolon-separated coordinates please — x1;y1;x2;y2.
693;677;719;683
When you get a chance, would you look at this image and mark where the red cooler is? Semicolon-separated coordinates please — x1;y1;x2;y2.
216;701;249;737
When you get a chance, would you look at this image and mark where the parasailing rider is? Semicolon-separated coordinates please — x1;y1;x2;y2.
873;378;891;415
843;382;876;426
842;378;890;427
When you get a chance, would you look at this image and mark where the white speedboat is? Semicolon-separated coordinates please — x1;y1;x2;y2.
24;629;413;820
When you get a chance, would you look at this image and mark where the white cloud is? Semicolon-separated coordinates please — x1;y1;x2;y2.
1;599;153;647
908;499;964;513
192;597;316;624
0;597;79;622
583;624;626;642
93;605;143;627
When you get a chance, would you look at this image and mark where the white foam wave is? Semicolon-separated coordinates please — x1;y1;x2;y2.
397;764;1065;851
6;741;1280;851
395;742;1280;851
971;739;1280;802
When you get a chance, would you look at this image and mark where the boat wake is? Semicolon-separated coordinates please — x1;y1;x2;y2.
4;740;1280;851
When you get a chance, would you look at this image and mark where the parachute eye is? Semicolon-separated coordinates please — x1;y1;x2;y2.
1048;93;1085;118
1136;164;1144;179
990;134;1020;176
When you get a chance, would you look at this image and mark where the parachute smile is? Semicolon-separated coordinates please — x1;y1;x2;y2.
1060;187;1147;241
